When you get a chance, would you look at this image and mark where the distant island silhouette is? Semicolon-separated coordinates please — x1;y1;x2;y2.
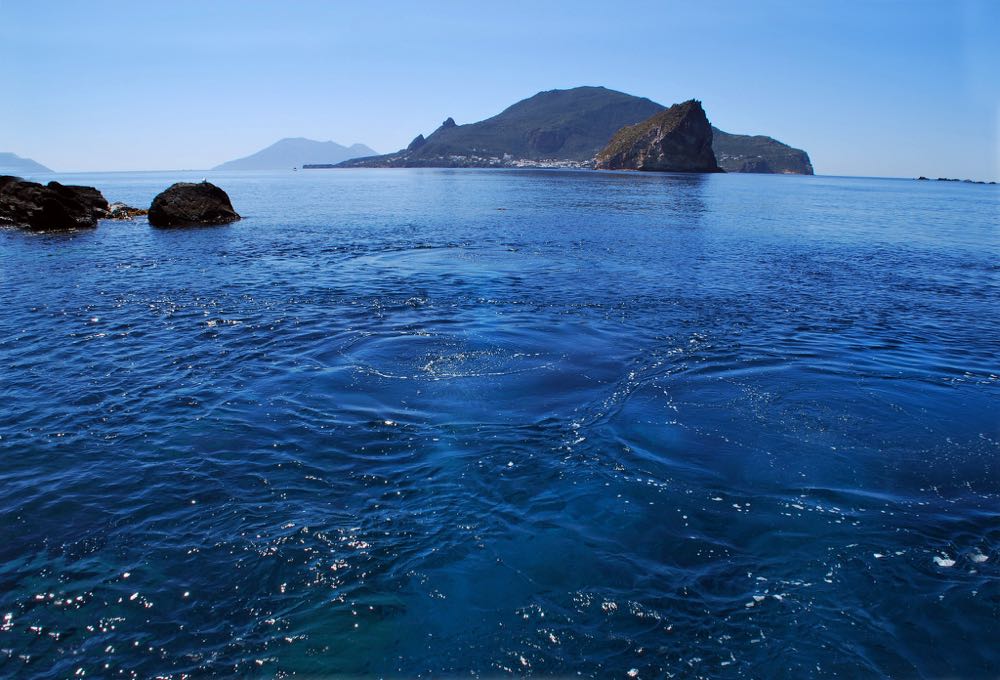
0;152;52;175
214;138;377;170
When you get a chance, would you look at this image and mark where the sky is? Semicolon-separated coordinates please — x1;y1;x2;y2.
1;0;997;179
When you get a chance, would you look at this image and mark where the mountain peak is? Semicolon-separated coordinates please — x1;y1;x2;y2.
214;138;378;170
0;152;53;174
407;134;427;152
711;127;813;174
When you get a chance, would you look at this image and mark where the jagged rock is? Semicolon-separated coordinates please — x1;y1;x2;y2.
65;184;111;220
147;181;240;227
106;202;148;220
406;134;427;151
441;117;457;129
0;175;109;230
595;100;721;172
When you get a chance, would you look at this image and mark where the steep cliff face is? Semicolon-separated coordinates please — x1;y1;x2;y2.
712;128;813;174
594;100;721;172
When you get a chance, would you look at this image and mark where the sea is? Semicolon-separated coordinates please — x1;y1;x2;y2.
1;169;998;678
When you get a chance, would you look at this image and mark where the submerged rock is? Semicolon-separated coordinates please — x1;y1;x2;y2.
106;202;148;220
147;181;240;227
0;175;109;230
595;100;721;172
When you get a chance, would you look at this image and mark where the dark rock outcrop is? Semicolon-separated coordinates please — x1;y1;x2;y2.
147;182;240;227
934;177;994;185
594;100;722;172
0;175;109;230
441;117;457;129
66;184;110;220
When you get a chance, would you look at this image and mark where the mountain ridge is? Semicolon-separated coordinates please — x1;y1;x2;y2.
340;86;665;168
0;152;53;174
214;138;377;170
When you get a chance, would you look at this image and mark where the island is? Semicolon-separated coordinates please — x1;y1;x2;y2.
330;86;813;174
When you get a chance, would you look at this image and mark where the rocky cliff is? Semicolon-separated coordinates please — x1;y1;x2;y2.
594;100;721;172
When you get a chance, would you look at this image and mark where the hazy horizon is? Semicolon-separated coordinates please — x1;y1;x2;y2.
2;0;997;180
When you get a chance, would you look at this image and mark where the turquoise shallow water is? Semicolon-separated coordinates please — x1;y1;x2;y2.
0;169;998;678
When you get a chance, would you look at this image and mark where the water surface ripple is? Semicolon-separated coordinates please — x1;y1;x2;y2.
1;170;998;678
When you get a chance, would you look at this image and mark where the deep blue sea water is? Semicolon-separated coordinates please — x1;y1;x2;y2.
1;169;998;678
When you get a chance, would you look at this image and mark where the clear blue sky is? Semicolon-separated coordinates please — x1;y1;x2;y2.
1;0;997;179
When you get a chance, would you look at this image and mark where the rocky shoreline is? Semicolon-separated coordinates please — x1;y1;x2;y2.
0;177;240;231
917;176;996;185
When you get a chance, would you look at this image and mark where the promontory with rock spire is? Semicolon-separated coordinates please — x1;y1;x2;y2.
594;100;722;172
332;86;812;174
